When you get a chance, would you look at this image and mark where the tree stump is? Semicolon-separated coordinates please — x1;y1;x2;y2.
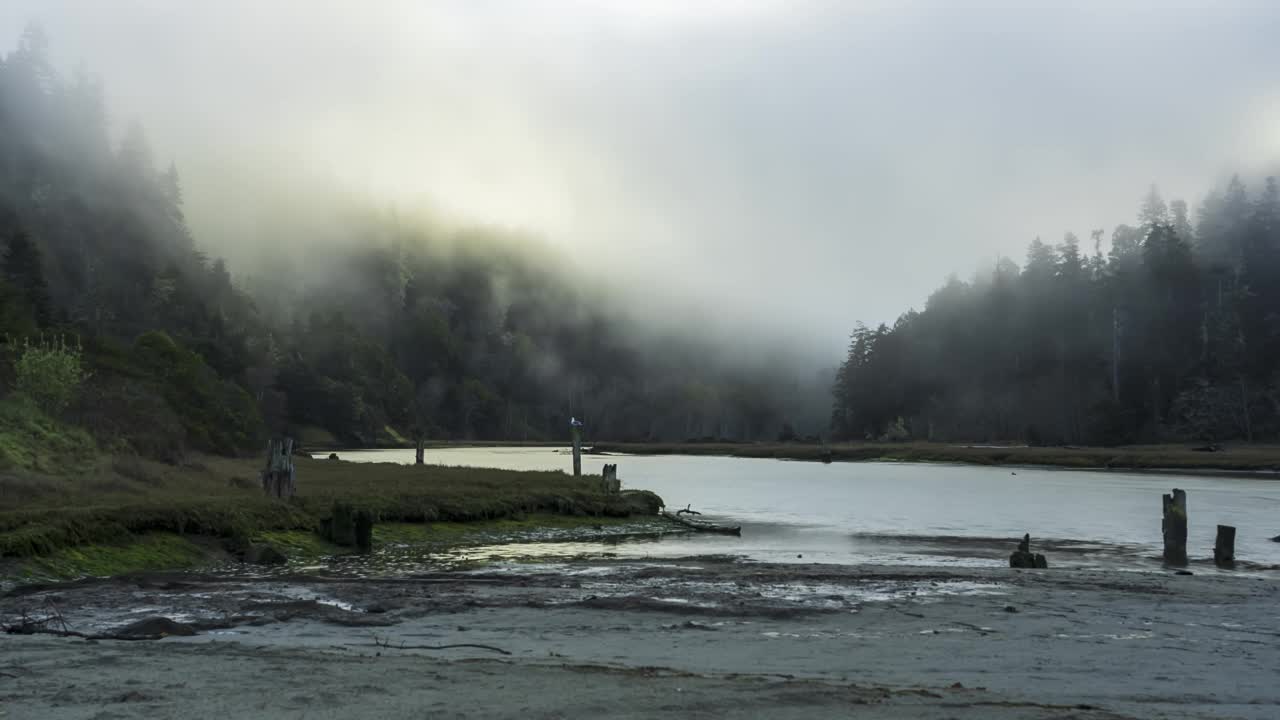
261;438;296;499
415;438;425;465
330;502;356;547
1009;533;1048;569
355;509;374;553
1214;524;1236;568
1162;489;1188;566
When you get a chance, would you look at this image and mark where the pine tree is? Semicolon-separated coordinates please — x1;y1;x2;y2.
3;228;52;327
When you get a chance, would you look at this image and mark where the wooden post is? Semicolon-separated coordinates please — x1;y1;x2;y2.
261;437;296;499
1214;524;1236;568
570;417;583;477
1162;488;1188;566
415;438;425;465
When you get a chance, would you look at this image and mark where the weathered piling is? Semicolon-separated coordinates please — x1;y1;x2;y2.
570;417;583;477
1009;533;1048;569
1162;488;1188;566
1214;524;1236;568
601;463;620;493
415;438;425;465
261;437;296;499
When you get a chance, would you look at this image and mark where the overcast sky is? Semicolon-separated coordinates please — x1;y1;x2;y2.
3;1;1280;358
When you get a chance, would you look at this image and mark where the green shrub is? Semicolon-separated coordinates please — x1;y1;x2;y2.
11;336;86;414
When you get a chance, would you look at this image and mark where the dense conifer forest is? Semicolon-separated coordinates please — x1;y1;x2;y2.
831;178;1280;445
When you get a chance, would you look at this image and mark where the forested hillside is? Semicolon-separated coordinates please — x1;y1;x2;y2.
831;180;1280;445
0;28;819;462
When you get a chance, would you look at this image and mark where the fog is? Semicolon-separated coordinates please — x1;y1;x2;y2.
3;0;1280;359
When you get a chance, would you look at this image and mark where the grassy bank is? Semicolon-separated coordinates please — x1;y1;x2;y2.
591;441;1280;473
0;453;663;577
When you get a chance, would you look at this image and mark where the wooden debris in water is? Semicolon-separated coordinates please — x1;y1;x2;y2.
660;508;741;535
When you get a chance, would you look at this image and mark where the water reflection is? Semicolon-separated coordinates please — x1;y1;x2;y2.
317;446;1280;573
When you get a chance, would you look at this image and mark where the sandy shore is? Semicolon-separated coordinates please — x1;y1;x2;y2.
3;561;1278;719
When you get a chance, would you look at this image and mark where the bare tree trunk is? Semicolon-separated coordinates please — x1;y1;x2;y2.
1238;376;1253;443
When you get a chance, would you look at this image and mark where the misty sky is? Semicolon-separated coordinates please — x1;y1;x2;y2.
4;1;1280;358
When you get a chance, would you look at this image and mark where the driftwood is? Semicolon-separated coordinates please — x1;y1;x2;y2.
660;509;741;535
675;504;701;516
359;635;511;655
4;605;194;641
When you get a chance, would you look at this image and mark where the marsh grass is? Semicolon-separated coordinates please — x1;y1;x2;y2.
0;453;662;560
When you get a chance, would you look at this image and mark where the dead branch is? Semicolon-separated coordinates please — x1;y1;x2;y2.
675;504;702;516
354;635;512;655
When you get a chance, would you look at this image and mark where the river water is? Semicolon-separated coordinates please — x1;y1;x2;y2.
322;447;1280;573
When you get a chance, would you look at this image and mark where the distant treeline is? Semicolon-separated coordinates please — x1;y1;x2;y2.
831;175;1280;445
0;27;823;458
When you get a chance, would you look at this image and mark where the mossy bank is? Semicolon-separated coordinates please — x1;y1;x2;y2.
0;454;664;583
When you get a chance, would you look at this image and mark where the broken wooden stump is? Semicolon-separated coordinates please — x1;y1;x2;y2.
1162;488;1188;566
1214;524;1236;568
261;437;297;499
415;438;425;465
319;502;374;551
601;463;620;493
1009;533;1048;569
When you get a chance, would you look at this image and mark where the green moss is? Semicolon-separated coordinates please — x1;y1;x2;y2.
374;514;642;544
254;529;347;562
20;532;210;580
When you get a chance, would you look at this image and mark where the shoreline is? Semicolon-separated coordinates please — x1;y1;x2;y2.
0;455;665;584
590;441;1280;475
312;440;1280;476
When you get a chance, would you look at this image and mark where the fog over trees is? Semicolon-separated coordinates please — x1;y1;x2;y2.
0;29;826;457
831;179;1280;445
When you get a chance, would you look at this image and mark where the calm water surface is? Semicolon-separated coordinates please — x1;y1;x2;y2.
323;447;1280;573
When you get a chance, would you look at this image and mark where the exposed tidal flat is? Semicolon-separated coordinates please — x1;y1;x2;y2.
5;449;1280;718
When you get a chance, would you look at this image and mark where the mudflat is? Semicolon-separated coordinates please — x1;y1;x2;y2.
4;561;1277;719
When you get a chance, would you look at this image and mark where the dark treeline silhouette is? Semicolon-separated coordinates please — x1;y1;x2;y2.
0;28;824;457
832;177;1280;446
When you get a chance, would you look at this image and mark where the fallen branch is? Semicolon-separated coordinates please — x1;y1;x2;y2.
675;504;702;516
357;635;512;655
5;626;168;641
